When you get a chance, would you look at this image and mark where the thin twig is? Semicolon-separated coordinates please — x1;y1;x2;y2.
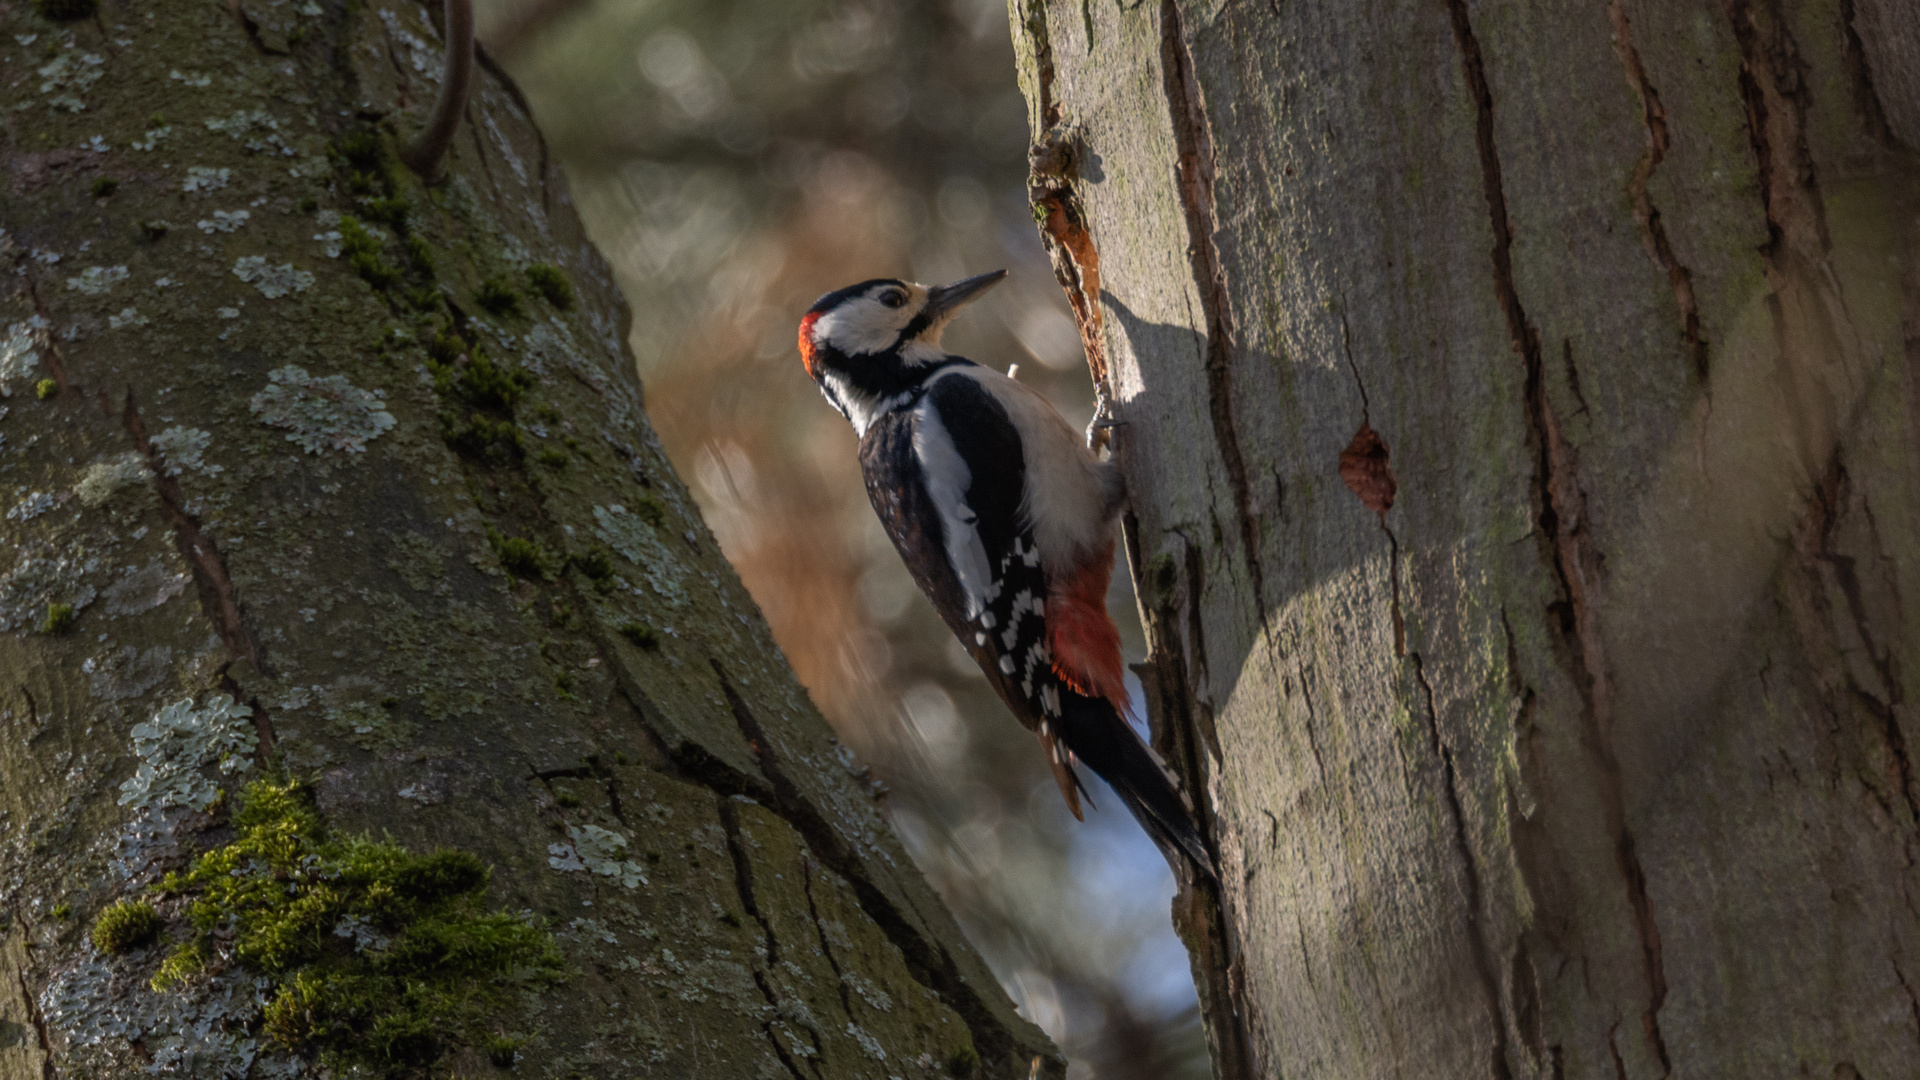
400;0;475;181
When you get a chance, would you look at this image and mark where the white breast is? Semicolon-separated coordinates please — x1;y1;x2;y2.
938;367;1119;579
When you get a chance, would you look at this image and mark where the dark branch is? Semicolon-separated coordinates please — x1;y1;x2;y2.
400;0;476;181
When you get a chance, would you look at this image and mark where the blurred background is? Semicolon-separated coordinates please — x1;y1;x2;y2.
478;1;1208;1075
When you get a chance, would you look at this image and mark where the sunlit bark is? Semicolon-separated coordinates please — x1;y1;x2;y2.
1013;0;1920;1076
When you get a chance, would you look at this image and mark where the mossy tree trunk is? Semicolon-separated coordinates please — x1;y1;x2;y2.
0;2;1054;1077
1011;0;1920;1077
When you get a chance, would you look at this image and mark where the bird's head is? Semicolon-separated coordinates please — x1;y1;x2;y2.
798;270;1006;379
796;270;1006;432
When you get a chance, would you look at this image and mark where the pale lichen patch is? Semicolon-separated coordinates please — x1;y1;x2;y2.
548;824;649;888
65;265;129;296
197;210;250;234
84;645;173;702
592;504;687;606
1;316;49;392
107;307;149;329
115;694;255;812
102;561;190;616
149;426;220;476
75;452;150;507
231;257;313;299
181;166;230;193
0;541;103;631
249;366;395;453
7;491;58;522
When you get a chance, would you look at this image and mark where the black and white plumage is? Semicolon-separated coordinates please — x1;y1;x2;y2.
799;272;1214;878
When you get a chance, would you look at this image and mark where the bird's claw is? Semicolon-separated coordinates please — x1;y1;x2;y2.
1086;383;1122;454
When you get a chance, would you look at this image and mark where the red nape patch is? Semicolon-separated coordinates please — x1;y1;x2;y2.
1048;540;1129;715
798;311;823;379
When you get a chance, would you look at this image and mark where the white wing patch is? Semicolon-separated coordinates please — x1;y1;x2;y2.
912;394;994;619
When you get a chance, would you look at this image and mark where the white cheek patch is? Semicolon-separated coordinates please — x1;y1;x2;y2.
814;296;910;355
911;395;993;618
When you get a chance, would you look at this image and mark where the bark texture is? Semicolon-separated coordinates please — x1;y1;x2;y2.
1011;0;1920;1077
0;2;1055;1077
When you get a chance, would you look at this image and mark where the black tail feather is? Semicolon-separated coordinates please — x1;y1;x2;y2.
1055;692;1217;881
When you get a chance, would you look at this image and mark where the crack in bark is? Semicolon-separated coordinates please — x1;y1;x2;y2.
1608;0;1708;379
18;277;71;394
15;966;54;1080
800;856;856;1019
227;0;290;56
750;969;813;1080
1410;652;1515;1080
1123;515;1254;1080
701;660;1023;1073
1443;1;1672;1071
1836;0;1897;147
122;393;276;754
718;797;780;966
1800;464;1920;824
1896;961;1920;1051
1160;0;1266;627
1730;0;1833;269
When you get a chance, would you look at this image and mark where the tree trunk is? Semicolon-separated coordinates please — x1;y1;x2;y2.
1011;0;1920;1077
0;2;1054;1077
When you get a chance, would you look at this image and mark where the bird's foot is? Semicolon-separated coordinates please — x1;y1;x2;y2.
1086;382;1124;454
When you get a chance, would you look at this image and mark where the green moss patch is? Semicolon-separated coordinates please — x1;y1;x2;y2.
486;527;557;580
88;177;118;199
525;264;574;311
474;277;522;319
40;602;75;635
616;622;660;650
153;780;561;1075
92;900;162;954
340;215;402;290
34;378;58;400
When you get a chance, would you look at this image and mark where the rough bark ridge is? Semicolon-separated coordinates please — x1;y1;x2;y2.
0;2;1055;1077
1011;0;1920;1077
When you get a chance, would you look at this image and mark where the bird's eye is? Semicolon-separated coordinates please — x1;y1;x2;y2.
880;290;906;309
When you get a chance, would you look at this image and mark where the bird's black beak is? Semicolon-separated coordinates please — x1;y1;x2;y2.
922;270;1007;324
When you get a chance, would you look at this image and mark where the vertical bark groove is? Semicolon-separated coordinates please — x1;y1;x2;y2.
1443;0;1673;1070
1607;0;1709;380
1159;0;1267;625
1411;653;1516;1080
121;393;266;679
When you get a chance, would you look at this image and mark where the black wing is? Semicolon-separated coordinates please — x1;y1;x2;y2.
859;372;1215;875
858;375;1082;788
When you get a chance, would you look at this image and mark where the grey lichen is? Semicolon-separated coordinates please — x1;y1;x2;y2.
116;694;256;813
592;503;687;606
0;542;102;631
231;257;314;299
2;316;49;394
547;824;648;888
249;366;396;453
149;426;220;476
102;561;190;616
181;166;230;192
76;452;151;507
65;265;129;296
84;645;174;701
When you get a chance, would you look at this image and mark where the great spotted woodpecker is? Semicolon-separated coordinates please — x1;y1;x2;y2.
798;271;1213;878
